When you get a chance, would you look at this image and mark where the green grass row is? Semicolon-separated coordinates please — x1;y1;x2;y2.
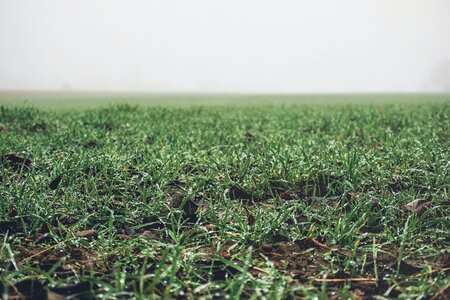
1;92;449;110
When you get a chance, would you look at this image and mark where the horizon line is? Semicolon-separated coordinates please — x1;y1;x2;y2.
1;89;450;97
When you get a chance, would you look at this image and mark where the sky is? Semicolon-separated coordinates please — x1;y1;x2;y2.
1;0;449;93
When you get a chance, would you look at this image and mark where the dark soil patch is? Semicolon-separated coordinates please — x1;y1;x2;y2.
1;153;32;171
168;188;199;223
229;185;253;201
49;175;62;190
0;219;20;234
4;279;96;300
16;244;105;276
6;279;47;300
254;240;328;282
193;259;241;281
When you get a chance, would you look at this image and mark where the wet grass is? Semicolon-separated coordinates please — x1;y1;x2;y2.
0;100;449;299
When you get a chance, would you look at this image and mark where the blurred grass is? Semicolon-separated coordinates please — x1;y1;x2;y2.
1;91;449;110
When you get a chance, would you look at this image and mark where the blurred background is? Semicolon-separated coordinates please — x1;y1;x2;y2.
1;0;449;95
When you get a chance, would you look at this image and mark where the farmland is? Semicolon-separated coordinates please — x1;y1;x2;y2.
0;95;449;299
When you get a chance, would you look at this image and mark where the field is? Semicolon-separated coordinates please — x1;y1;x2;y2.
0;95;449;299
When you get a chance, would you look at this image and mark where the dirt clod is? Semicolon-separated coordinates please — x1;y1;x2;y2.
404;199;432;216
73;230;98;239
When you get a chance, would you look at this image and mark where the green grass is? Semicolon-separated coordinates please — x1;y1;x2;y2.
0;98;449;299
1;91;450;110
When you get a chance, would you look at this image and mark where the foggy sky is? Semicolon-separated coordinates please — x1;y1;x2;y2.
1;0;450;93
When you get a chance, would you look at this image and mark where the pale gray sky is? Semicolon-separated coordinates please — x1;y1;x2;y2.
1;0;449;93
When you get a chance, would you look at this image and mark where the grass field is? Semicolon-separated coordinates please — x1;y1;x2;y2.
1;92;450;109
0;95;449;299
